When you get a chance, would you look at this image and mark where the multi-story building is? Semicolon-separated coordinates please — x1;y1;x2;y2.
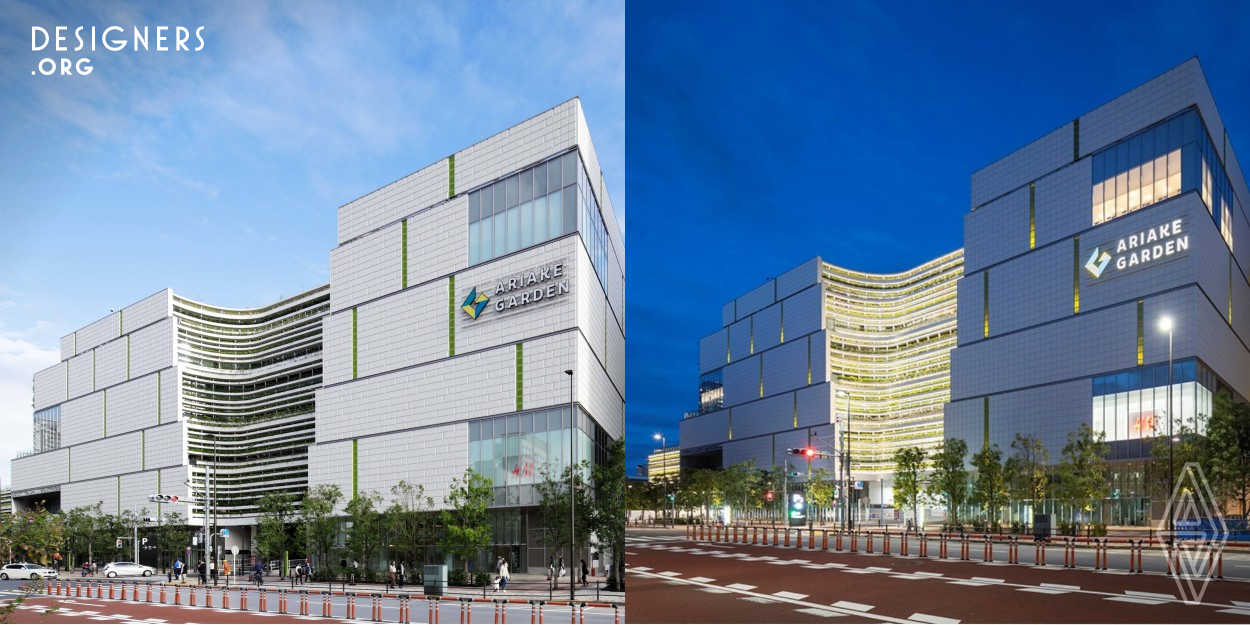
11;98;624;570
310;97;624;572
946;58;1249;525
680;252;962;519
13;286;329;553
646;447;680;483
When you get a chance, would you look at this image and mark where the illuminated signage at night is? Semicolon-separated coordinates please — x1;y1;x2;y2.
1086;218;1188;279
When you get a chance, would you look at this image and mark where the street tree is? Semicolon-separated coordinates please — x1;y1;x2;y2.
440;468;494;573
892;447;926;530
1207;391;1250;516
590;439;628;589
1058;423;1109;526
385;481;437;570
302;484;344;571
971;444;1008;530
154;511;189;572
1004;434;1050;524
719;461;762;518
344;490;385;575
534;461;593;588
807;467;836;524
256;492;298;577
5;502;65;566
928;438;969;528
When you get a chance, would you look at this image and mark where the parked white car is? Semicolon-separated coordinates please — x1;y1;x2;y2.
0;563;58;580
102;562;156;578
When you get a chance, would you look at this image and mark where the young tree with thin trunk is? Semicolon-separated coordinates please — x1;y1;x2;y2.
440;468;494;574
1058;423;1109;526
971;444;1008;530
257;492;297;577
302;484;343;573
892;447;926;530
928;438;969;528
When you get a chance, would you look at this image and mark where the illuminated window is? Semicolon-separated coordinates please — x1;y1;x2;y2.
1092;359;1214;443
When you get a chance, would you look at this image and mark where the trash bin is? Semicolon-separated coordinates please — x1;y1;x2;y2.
423;565;446;597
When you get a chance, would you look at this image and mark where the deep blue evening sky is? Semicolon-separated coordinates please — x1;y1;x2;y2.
624;1;1250;475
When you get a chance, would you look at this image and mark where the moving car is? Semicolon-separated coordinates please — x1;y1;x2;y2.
102;562;156;578
0;563;58;580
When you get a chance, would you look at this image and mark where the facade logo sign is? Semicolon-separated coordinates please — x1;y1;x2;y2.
461;260;571;321
461;287;490;320
1158;462;1228;604
1084;248;1112;278
1087;218;1188;280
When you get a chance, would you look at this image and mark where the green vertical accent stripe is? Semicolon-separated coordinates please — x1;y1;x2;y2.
1074;237;1081;314
792;393;798;429
119;310;123;336
67;447;71;482
157;371;162;424
142;430;146;470
1073;118;1080;161
448;276;456;356
127;335;131;380
401;219;409;289
1136;300;1145;365
983;397;990;449
1029;183;1036;249
779;301;785;343
103;389;107;437
117;476;121;516
447;155;455;198
351;308;358;379
1230;256;1235;325
352;439;359;498
726;331;731;363
515;343;524;411
758;356;764;398
806;336;812;385
982;271;990;337
157;469;161;517
728;409;733;441
749;316;754;354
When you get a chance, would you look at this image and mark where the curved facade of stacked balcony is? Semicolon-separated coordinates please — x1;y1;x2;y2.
173;285;329;522
822;250;963;473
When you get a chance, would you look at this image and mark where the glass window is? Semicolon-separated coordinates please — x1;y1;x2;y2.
534;163;547;196
1115;172;1128;216
469;191;480;223
493;181;506;215
519;201;533;249
562;152;577;185
534;195;548;245
493;211;506;258
1167;149;1181;197
519;169;532;203
1091;182;1104;224
1127;166;1140;211
504;205;518;254
1141;160;1155;205
563;185;577;235
548;189;562;239
548;158;561;191
469;221;480;266
506;175;519;208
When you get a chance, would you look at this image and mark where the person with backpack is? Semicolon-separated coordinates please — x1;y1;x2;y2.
172;557;184;583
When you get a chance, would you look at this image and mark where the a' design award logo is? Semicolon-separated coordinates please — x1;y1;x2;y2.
461;287;490;320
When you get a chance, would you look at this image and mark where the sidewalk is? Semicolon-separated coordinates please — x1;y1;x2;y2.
122;571;624;604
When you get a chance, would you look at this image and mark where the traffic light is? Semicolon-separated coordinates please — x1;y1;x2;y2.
787;447;827;459
148;494;179;504
765;491;775;503
788;492;806;524
667;493;675;502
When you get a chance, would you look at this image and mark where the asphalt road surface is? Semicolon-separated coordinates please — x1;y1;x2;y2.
626;527;1250;623
0;581;621;624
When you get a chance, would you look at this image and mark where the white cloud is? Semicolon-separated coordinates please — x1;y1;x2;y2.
0;331;59;487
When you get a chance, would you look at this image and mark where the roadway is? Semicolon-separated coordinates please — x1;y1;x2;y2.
626;527;1250;623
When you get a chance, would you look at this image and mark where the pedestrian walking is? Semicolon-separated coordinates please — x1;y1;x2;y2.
173;557;184;583
223;560;232;582
388;561;397;588
580;559;589;587
496;557;510;593
547;556;555;580
558;556;566;580
197;559;207;585
398;562;405;589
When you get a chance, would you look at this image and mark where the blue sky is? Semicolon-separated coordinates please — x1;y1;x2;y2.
624;1;1250;475
0;0;623;484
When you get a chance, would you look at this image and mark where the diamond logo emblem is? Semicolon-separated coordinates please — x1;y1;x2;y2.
1158;463;1228;604
1084;247;1112;278
461;287;490;320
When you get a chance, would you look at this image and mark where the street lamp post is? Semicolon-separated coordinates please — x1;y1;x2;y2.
834;390;851;532
653;433;668;527
563;368;575;602
1159;316;1174;541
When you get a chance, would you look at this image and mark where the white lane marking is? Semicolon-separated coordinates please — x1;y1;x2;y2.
773;591;808;600
824;563;847;568
865;567;892;572
656;571;682;577
1105;596;1168;605
1125;590;1176;600
946;581;988;587
767;561;797;565
688;576;715;583
889;575;926;580
831;601;873;612
842;569;875;574
803;566;828;570
629;566;653;572
970;577;1004;583
1231;601;1250;607
796;607;846;618
741;597;779;604
1041;583;1080;590
1217;608;1250;616
725;583;757;591
1016;588;1069;594
908;613;960;624
700;588;733;594
913;572;944;577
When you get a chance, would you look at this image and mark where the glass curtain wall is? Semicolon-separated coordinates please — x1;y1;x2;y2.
1091;358;1215;443
467;405;597;507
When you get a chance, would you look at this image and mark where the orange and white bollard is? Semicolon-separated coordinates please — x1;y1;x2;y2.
322;591;333;617
371;593;382;622
397;594;410;624
240;587;249;611
109;582;116;600
280;589;290;614
822;530;829;551
809;529;815;549
984;535;992;562
919;533;929;558
205;586;214;608
901;531;909;556
345;592;356;620
836;530;843;551
299;590;309;616
174;585;182;605
867;532;874;553
159;584;166;604
146;583;153;602
258;587;268;613
222;586;231;610
189;585;197;607
883;530;891;555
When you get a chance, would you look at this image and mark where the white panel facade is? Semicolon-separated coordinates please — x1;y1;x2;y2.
577;334;624;440
32;363;66;412
322;311;353;386
356;423;467;511
144;423;185;470
971;122;1074;210
67;350;94;400
61;476;115;512
699;329;728;375
60;392;104;448
776;258;820;299
308;440;354;511
95;337;128;390
121;289;172;335
11;448;68;492
338;160;448;246
129;318;174;380
74;311;122;357
356;279;446;379
60;333;75;362
103;374;160;438
407;195;468;288
330;225;403;313
520;332;576;413
456;100;579;196
71;431;142;483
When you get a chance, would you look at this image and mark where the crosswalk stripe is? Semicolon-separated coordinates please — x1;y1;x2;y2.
831;600;873;612
773;591;808;600
726;583;757;591
908;612;960;624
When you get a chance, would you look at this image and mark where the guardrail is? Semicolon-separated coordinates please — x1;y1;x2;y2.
688;523;1239;579
39;579;623;623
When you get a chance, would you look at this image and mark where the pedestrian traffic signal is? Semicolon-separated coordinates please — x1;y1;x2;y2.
788;492;806;525
667;493;675;502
